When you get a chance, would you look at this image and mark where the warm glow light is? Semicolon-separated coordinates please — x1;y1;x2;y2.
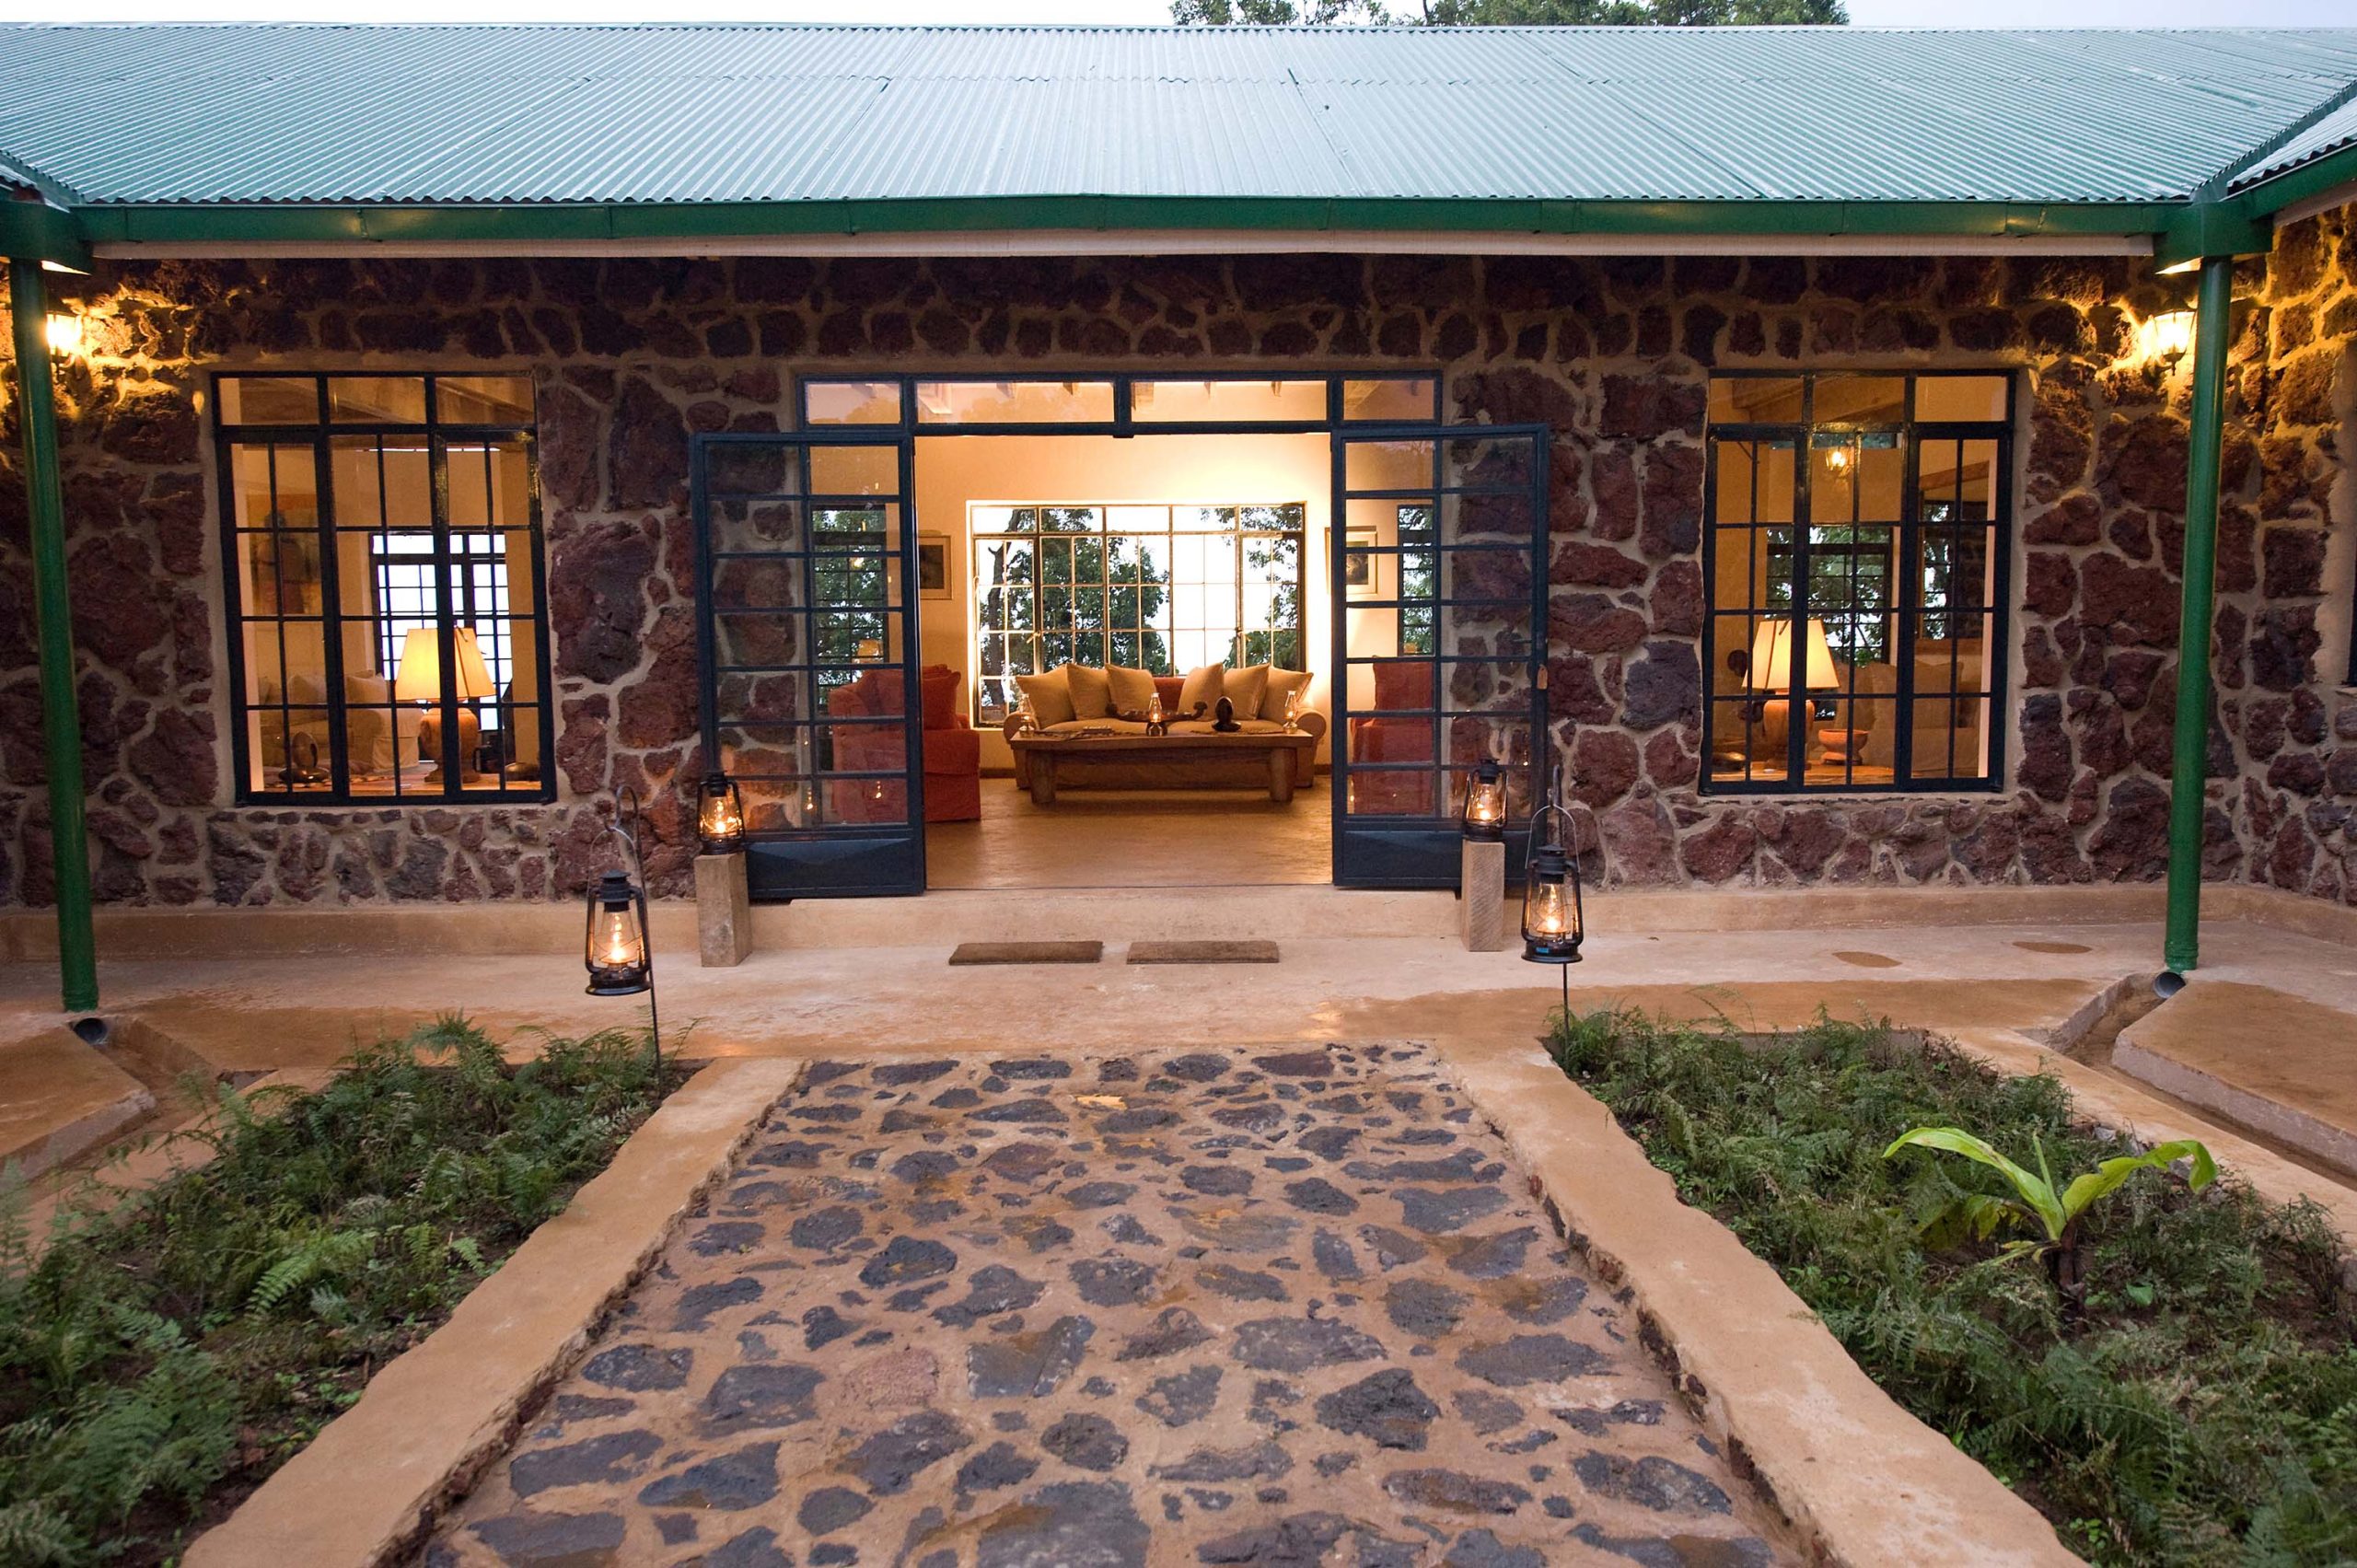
393;626;497;702
696;771;745;855
1461;757;1506;842
1527;880;1571;935
1821;443;1853;475
43;313;82;357
1748;617;1838;692
2136;311;2195;369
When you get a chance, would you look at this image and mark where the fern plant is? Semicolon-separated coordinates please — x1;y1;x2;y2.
1885;1126;2216;1303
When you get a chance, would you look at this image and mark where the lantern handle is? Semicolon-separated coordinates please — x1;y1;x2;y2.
1528;754;1574;854
608;784;647;887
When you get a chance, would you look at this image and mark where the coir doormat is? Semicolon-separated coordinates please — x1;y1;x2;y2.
1127;939;1280;965
947;940;1105;966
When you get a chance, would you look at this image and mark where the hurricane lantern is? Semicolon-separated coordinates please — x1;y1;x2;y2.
1520;777;1585;966
1460;758;1506;842
585;869;652;996
696;771;746;855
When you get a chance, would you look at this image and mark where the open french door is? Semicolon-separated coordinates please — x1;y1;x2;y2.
693;431;924;898
1330;424;1550;888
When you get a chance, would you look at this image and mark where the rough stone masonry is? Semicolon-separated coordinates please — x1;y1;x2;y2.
426;1043;1792;1567
1;214;2352;909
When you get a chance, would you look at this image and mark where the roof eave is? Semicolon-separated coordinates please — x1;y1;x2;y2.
70;194;2189;255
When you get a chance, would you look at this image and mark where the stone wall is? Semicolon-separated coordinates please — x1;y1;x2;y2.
0;223;2350;907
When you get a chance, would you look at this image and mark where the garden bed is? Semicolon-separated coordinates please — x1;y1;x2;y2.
1546;1009;2357;1567
0;1019;682;1567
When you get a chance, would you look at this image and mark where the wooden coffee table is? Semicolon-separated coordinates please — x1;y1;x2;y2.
1010;730;1317;805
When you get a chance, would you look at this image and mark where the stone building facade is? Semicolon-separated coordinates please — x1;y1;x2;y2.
1;209;2352;909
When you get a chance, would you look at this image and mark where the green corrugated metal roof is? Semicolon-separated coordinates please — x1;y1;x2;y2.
0;23;2353;250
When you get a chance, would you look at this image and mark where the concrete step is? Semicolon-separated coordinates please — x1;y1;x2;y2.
0;1028;154;1182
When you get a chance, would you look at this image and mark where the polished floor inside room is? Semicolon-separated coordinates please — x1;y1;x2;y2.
923;775;1330;889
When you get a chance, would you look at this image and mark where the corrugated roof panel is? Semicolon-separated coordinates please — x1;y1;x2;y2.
1;23;2354;212
2231;93;2357;190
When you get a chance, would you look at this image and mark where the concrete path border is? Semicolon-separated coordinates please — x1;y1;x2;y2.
1432;1031;2081;1568
184;1055;804;1568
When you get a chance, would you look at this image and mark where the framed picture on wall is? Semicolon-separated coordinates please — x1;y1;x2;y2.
1343;526;1377;597
916;534;951;599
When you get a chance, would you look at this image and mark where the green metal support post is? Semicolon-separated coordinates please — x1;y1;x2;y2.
2161;254;2236;982
7;255;99;1013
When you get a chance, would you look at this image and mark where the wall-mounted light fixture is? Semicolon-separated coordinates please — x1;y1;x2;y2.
43;312;83;358
2136;310;2195;373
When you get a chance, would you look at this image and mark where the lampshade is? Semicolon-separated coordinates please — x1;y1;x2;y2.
394;627;497;703
1748;617;1837;692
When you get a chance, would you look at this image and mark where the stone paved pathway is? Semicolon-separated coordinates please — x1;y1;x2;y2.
427;1043;1793;1567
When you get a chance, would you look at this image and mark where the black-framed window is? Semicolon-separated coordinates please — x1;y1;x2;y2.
969;502;1306;724
215;373;552;804
1703;372;2012;794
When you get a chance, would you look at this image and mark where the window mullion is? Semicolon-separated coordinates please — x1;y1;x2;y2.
429;420;461;799
312;424;353;798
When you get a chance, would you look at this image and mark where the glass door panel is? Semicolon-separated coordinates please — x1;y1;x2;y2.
1331;425;1549;888
695;432;923;898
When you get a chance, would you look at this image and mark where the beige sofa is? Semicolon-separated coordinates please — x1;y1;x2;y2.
1002;662;1325;788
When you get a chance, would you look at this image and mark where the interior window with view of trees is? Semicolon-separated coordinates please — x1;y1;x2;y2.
970;504;1306;722
216;374;550;803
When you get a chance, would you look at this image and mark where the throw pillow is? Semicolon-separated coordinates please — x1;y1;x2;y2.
1015;668;1076;727
1178;662;1225;719
1224;664;1271;726
1261;667;1312;723
1065;663;1113;720
1106;664;1158;719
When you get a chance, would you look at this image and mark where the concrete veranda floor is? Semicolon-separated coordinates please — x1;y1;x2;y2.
2;899;2347;1073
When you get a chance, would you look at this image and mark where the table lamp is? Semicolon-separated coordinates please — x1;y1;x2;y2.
396;626;497;784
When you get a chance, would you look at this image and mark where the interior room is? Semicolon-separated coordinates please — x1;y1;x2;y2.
906;428;1336;889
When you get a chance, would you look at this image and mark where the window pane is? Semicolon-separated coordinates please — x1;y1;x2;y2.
329;377;427;424
804;380;901;425
1708;377;1803;424
1812;375;1905;424
437;376;535;424
219;377;319;425
810;445;897;496
1341;378;1435;423
1913;375;2007;424
1133;379;1325;424
914;379;1112;425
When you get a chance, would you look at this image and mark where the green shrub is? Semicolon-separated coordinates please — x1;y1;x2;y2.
0;1019;677;1566
1547;1008;2357;1567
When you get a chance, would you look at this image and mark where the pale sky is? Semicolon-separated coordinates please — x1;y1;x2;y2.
0;0;2351;23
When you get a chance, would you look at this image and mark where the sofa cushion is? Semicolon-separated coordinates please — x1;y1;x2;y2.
1153;676;1185;713
1261;667;1312;723
1178;663;1225;718
1107;664;1158;719
1016;668;1076;727
1064;663;1113;720
1223;665;1271;725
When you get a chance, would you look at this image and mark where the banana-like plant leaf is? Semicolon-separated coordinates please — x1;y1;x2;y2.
1883;1126;2067;1242
2058;1139;2216;1225
1917;1191;2033;1250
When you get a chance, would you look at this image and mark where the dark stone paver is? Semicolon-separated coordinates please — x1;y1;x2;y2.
431;1044;1792;1565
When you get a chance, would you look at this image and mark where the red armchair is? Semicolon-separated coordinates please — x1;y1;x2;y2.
1347;657;1437;816
826;665;981;824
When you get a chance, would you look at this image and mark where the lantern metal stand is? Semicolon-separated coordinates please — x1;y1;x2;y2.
1520;761;1587;1022
1457;758;1509;950
584;785;661;1066
693;770;753;969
